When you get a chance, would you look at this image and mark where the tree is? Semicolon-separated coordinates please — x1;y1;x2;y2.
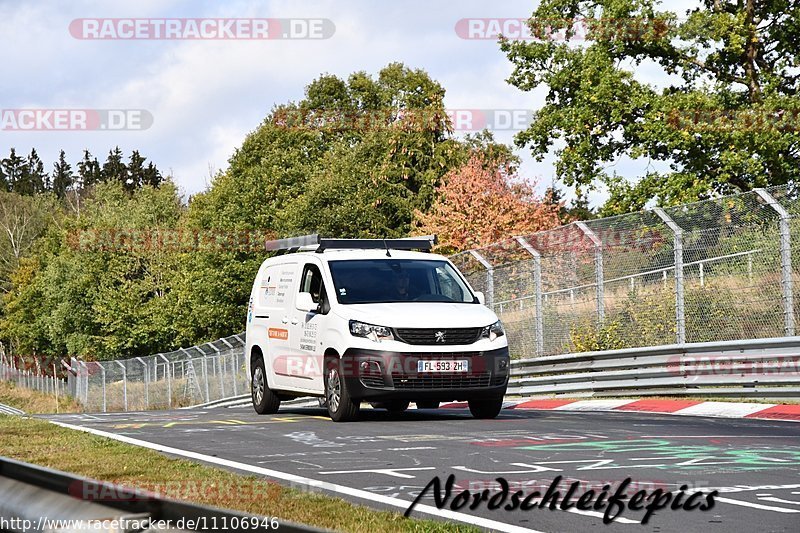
19;149;47;195
101;146;127;186
502;0;800;213
77;150;102;190
414;154;562;252
2;149;26;193
0;192;57;291
143;161;162;187
1;181;185;359
51;150;74;199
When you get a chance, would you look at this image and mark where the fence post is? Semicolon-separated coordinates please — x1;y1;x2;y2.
94;362;106;413
575;222;605;324
209;345;225;399
233;334;246;393
53;362;59;415
468;250;494;307
754;188;795;336
159;354;172;408
136;357;149;410
114;360;128;412
515;236;544;356
77;361;89;408
220;338;237;396
654;208;686;344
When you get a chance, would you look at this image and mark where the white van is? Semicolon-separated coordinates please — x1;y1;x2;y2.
245;235;509;422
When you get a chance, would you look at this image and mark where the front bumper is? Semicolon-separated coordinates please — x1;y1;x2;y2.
341;346;509;402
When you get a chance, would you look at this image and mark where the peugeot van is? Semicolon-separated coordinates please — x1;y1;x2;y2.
245;235;509;422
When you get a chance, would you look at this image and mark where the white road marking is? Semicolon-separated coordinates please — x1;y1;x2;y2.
317;467;435;479
716;497;800;513
565;507;639;524
49;421;543;533
758;497;800;506
676;402;775;418
641;435;799;438
552;400;636;411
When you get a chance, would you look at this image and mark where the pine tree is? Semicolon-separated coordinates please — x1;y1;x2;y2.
2;148;26;192
52;150;74;199
143;161;162;188
26;148;47;194
127;150;146;192
77;150;102;189
101;146;127;186
0;163;6;192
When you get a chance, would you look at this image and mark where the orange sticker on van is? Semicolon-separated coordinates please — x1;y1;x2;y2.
268;328;289;341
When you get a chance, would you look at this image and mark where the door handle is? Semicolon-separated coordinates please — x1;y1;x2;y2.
290;318;299;325
281;316;289;324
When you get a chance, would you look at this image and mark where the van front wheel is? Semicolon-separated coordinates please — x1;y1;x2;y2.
252;358;280;414
325;357;360;422
468;396;503;419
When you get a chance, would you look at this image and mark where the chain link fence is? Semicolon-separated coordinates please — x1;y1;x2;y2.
67;334;247;412
452;184;797;358
0;350;69;400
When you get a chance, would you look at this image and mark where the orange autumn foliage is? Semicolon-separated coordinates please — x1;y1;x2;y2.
414;155;561;252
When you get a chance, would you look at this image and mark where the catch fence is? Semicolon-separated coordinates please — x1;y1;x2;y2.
451;184;799;358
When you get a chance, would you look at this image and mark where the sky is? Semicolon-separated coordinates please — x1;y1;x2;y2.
0;0;700;207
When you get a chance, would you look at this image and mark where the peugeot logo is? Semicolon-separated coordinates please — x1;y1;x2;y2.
434;330;446;343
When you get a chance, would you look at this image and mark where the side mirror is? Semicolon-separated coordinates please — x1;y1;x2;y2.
296;292;319;313
474;291;486;305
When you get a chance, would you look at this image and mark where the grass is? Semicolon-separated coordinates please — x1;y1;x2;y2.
0;416;477;533
0;380;82;414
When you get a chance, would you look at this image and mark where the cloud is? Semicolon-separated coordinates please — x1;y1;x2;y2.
0;0;695;207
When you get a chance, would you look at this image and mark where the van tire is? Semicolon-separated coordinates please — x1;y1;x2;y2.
325;357;360;422
252;357;280;414
468;396;503;419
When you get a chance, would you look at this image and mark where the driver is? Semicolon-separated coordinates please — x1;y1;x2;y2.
392;271;412;300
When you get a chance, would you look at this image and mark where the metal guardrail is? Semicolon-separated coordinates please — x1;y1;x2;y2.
0;403;24;416
0;456;323;532
506;336;800;399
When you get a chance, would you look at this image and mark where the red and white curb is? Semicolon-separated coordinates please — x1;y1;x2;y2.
441;398;800;422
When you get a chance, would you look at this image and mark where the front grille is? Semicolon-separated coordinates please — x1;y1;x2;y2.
394;327;482;345
492;374;508;386
392;373;491;389
360;376;386;388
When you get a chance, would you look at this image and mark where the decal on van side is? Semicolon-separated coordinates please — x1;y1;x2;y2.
276;269;295;304
268;328;289;340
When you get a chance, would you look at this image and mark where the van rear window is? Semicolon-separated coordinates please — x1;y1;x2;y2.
328;259;476;304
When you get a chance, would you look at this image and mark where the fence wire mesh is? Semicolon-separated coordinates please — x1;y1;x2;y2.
66;334;247;412
456;184;797;357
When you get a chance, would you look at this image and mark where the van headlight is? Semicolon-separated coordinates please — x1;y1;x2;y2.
349;320;395;342
482;320;505;341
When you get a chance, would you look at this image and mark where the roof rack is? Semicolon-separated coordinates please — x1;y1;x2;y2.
264;234;437;254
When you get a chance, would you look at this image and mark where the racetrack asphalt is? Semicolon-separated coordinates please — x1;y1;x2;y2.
44;405;800;532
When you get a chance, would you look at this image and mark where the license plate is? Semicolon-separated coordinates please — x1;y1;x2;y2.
417;359;469;373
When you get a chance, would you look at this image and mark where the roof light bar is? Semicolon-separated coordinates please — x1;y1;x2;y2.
264;234;437;253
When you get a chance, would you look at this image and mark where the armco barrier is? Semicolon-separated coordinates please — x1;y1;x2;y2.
506;336;800;399
0;456;322;532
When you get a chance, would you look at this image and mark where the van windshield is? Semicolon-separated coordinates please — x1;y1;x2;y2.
328;259;476;304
